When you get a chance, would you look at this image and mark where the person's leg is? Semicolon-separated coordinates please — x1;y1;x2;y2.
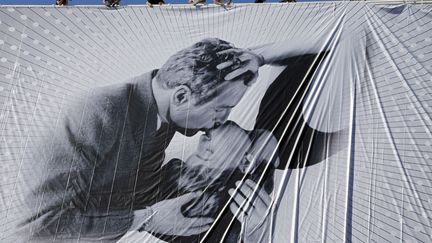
192;0;205;5
214;0;223;5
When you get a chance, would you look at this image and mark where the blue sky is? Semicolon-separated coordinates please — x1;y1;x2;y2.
2;0;284;5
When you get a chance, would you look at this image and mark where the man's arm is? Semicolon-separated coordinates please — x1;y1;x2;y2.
216;40;326;84
25;206;134;242
131;192;213;236
250;40;326;66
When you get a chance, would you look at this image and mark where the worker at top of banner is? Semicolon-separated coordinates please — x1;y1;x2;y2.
15;37;323;242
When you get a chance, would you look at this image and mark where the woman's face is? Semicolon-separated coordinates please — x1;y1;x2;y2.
187;122;251;170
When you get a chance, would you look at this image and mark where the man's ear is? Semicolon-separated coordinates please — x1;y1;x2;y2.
172;85;191;107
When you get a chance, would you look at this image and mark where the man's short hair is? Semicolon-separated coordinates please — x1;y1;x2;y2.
155;38;250;105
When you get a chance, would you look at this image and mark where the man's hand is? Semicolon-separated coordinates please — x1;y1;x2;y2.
228;180;272;242
138;192;214;236
216;48;265;86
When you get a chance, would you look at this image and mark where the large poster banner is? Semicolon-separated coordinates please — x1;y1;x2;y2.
0;2;431;242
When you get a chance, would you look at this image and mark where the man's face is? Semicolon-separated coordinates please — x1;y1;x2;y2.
187;122;251;170
169;81;248;131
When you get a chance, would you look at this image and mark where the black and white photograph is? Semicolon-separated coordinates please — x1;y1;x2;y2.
0;3;431;243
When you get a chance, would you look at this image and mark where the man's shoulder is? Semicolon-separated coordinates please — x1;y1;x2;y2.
89;71;155;111
91;83;132;109
66;83;132;125
65;71;156;131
